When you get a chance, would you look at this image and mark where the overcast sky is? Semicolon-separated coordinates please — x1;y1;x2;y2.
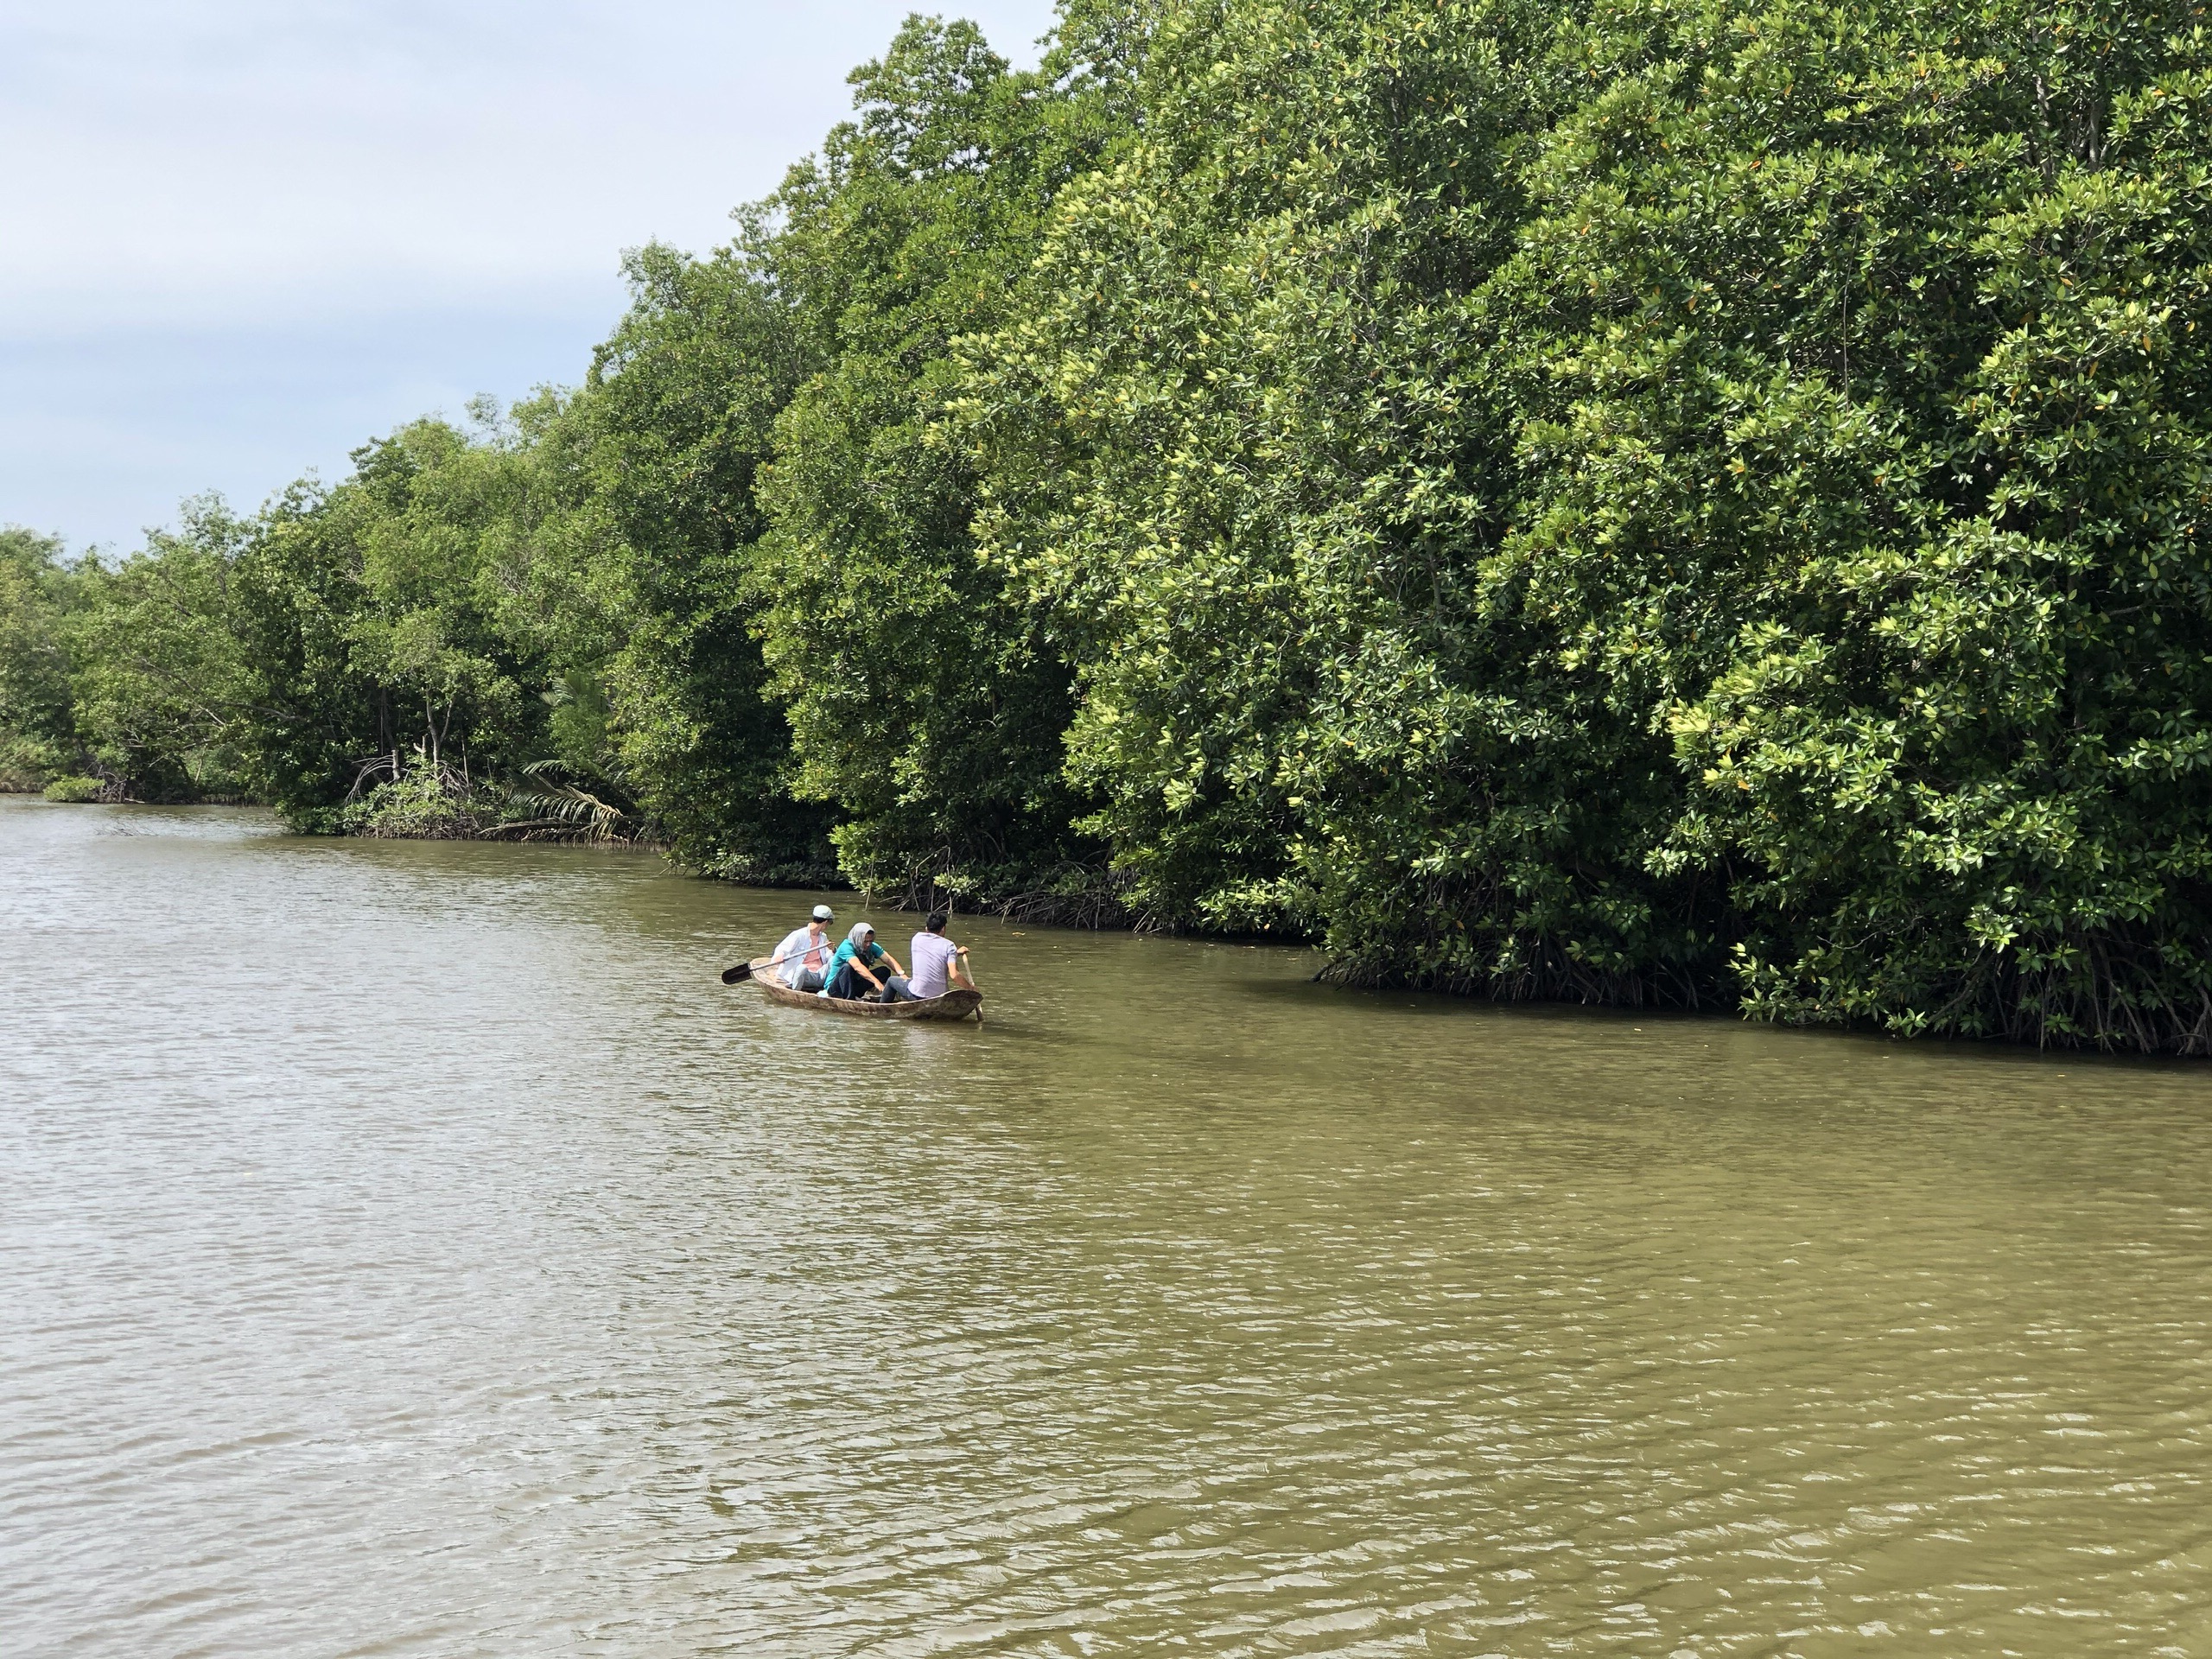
1;2;1058;552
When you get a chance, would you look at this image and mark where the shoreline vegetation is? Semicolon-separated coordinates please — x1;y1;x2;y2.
7;0;2212;1051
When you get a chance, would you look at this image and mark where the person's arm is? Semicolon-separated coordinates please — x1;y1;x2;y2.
880;950;907;978
949;945;976;990
854;947;887;992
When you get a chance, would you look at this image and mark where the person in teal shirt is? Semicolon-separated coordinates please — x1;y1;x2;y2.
822;922;912;1001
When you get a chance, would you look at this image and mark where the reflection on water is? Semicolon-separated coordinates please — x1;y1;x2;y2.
3;797;2209;1656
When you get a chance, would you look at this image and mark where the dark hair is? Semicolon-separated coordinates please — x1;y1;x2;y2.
925;911;948;932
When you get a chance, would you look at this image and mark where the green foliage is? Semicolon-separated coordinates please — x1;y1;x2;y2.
1456;0;2212;1045
24;0;2212;1049
0;528;81;789
41;774;103;804
337;762;497;839
959;0;2212;1052
971;0;1578;956
522;245;834;880
228;416;561;829
222;486;381;830
1603;0;2212;1048
67;496;252;800
494;759;644;844
747;15;1126;907
3;508;250;801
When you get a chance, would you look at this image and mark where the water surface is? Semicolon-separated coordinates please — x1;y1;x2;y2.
3;798;2208;1656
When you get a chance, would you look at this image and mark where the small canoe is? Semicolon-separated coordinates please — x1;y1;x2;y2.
743;957;984;1021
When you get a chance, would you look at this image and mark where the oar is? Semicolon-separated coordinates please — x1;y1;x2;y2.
721;949;804;986
957;948;983;1022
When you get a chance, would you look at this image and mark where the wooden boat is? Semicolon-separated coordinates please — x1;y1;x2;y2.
742;957;984;1021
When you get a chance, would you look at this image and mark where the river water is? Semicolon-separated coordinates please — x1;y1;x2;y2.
3;798;2208;1657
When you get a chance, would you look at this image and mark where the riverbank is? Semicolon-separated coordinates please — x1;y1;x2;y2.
22;793;2212;1056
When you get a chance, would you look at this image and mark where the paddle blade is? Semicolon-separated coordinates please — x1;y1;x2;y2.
721;962;753;984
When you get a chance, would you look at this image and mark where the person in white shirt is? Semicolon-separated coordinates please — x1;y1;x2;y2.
906;912;974;999
771;904;837;991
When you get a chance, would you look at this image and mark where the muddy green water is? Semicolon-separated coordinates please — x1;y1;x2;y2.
3;798;2209;1656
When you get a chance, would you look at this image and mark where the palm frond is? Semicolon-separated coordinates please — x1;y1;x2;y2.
492;773;636;843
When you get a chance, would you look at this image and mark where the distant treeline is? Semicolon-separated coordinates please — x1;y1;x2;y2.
6;0;2212;1051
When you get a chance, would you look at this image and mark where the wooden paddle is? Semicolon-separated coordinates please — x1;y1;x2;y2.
721;949;805;985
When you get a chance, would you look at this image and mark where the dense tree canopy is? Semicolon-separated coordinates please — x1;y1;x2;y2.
523;244;833;879
0;529;83;792
747;15;1127;909
8;0;2211;1050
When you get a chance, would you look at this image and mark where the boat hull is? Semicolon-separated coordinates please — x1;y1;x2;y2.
746;959;983;1020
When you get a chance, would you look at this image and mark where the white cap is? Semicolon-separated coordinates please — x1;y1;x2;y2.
811;904;835;921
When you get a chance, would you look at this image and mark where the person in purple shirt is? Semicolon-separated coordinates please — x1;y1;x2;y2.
906;912;975;999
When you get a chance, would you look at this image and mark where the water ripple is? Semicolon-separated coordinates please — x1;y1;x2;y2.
3;798;2209;1656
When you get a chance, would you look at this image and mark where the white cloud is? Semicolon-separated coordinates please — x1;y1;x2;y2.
0;1;1058;544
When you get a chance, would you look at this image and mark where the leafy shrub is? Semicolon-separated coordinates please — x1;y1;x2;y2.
338;766;494;840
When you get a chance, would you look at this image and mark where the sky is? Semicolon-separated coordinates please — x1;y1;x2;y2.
1;1;1058;553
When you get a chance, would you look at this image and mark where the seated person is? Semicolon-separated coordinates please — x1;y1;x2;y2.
906;912;975;999
823;923;914;1001
771;904;836;991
